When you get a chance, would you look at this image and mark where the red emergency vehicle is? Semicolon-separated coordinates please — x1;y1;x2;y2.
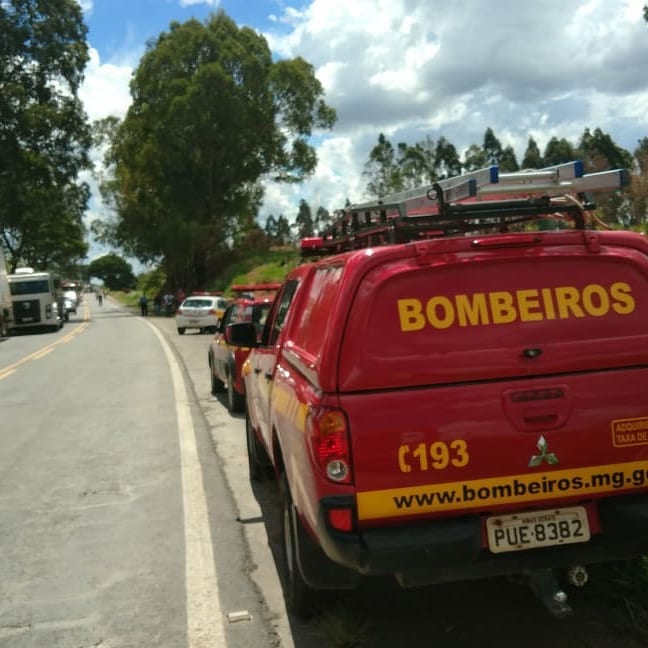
226;161;648;618
208;283;280;413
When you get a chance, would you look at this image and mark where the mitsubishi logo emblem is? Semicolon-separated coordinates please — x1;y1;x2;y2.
528;435;559;468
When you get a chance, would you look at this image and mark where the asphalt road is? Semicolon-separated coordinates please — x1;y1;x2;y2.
0;296;278;648
1;296;645;648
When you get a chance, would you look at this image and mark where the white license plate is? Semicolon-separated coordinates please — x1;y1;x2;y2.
188;319;200;325
486;506;590;554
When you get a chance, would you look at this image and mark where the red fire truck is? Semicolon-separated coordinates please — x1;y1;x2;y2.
226;161;648;618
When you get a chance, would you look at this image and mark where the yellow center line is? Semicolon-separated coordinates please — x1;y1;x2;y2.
0;316;91;376
32;348;54;360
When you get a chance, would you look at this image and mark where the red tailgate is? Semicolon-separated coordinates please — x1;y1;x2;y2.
335;232;648;525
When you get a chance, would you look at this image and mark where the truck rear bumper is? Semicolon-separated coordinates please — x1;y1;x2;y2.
317;493;648;587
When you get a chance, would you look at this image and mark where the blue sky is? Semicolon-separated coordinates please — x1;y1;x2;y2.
84;0;286;60
78;0;648;264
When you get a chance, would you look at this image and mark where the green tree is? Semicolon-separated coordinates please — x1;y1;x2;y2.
521;137;544;169
483;128;503;165
576;128;633;227
499;145;520;172
396;136;436;189
101;11;336;291
363;133;403;196
434;136;462;179
295;199;314;239
463;144;488;172
635;137;648;175
88;253;136;290
480;128;519;171
264;214;278;242
0;0;91;270
274;214;292;245
314;206;333;233
543;137;576;166
577;127;633;172
632;138;648;228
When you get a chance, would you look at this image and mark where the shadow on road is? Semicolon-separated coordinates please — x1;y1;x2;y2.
247;472;643;648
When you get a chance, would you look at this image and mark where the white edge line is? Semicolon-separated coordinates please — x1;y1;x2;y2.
146;321;225;647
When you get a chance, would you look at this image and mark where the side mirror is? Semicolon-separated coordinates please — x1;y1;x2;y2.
225;322;258;347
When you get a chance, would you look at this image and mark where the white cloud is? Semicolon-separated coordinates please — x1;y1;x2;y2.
258;0;648;222
179;0;220;6
79;48;133;121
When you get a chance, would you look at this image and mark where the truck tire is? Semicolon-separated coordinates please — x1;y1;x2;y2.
209;358;225;394
246;414;272;482
177;327;186;335
0;313;8;338
280;474;315;618
227;370;245;414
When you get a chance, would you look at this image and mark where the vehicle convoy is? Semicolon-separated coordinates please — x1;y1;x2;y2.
208;283;280;413
225;160;648;619
8;267;64;333
0;246;13;337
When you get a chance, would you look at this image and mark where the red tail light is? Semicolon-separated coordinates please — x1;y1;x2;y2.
308;408;352;484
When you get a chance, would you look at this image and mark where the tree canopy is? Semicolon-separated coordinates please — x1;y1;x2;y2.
361;126;647;227
0;0;91;272
100;10;336;291
88;253;135;290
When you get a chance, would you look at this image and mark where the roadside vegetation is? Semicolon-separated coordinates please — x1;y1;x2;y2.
113;246;299;310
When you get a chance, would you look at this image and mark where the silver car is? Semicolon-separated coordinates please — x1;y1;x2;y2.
175;295;228;335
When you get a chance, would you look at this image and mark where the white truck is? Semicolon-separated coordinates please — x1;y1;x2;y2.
0;247;13;337
8;267;63;333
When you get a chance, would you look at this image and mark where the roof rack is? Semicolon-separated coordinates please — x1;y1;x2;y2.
301;160;629;257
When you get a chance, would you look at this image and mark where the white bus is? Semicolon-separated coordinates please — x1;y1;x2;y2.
0;247;13;337
8;268;64;333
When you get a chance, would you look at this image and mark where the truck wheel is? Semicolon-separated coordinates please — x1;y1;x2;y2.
177;327;186;335
209;359;225;394
280;475;315;618
227;371;245;414
246;414;272;481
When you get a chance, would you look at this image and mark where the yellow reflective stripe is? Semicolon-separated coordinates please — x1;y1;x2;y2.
357;460;648;520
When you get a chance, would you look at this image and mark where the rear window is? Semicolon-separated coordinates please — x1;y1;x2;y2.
182;299;212;308
292;265;343;358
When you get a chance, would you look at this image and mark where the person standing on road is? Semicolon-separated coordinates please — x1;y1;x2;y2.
164;292;174;316
139;293;149;316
